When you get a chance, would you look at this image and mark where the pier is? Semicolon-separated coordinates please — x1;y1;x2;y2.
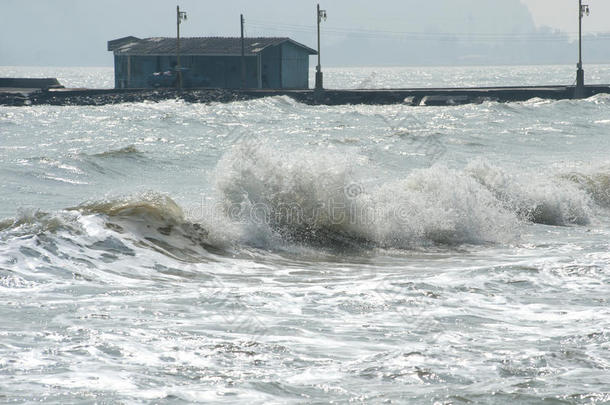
1;82;610;107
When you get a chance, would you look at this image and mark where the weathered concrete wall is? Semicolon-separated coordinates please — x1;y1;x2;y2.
0;78;62;89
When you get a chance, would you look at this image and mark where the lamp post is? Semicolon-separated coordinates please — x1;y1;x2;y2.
576;0;590;98
315;4;327;91
176;5;187;91
241;14;246;89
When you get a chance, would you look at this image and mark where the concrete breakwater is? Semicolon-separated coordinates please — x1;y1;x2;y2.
1;84;610;107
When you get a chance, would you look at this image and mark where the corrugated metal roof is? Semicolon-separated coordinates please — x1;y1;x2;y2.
109;37;317;56
108;36;140;52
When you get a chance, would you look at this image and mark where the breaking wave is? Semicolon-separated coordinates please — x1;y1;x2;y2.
213;142;605;250
1;146;607;263
466;159;594;226
563;170;610;209
72;193;222;262
214;142;519;249
0;193;220;285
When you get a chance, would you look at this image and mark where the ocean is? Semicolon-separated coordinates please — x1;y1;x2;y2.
1;65;609;404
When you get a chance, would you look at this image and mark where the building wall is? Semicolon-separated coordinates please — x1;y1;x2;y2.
280;42;310;89
114;54;261;89
113;46;311;89
188;55;259;89
114;55;126;88
114;55;160;88
260;46;281;89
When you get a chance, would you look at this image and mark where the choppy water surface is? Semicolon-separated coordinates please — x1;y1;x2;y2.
1;66;609;404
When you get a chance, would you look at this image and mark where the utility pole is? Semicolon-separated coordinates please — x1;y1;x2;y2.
315;4;327;91
176;5;187;91
241;14;246;89
576;0;590;98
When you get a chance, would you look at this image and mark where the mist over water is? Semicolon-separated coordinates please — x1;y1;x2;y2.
1;65;609;404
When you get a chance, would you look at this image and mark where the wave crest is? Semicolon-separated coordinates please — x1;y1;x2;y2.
91;145;142;158
0;209;77;236
74;192;184;224
563;170;610;209
73;193;220;261
467;159;593;226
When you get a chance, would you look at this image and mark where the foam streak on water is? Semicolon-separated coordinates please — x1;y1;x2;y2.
1;66;610;404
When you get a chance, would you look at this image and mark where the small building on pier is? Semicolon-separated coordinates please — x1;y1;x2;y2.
107;36;317;90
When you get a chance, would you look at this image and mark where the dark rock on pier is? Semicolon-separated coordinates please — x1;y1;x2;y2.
26;88;248;106
2;78;610;107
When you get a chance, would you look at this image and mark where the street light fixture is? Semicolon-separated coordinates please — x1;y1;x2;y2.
576;0;590;98
315;4;327;91
176;6;188;91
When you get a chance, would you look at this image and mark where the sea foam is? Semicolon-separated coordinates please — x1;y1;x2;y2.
214;141;520;249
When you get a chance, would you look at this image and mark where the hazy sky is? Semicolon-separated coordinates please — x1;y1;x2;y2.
522;0;610;33
1;0;609;66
